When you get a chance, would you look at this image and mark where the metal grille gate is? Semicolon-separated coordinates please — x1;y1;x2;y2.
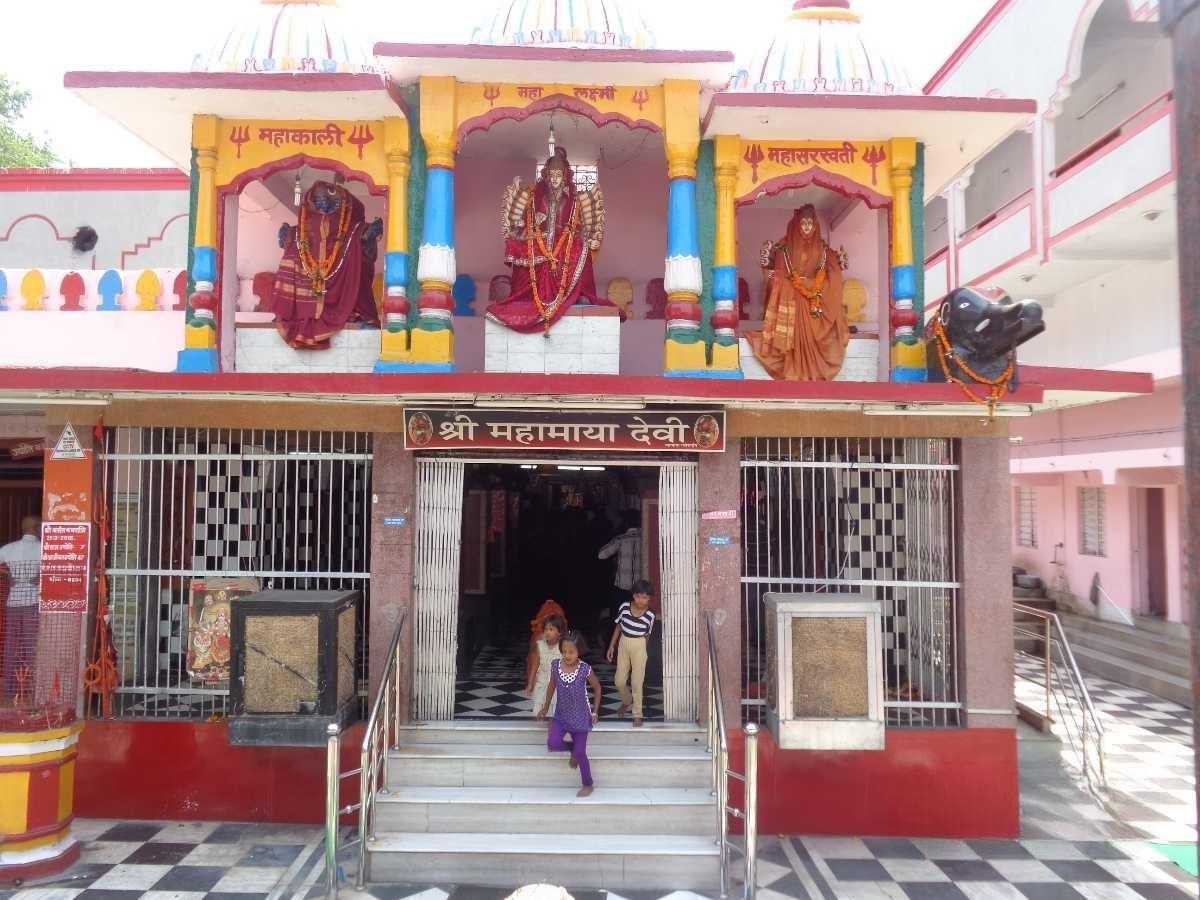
741;437;962;728
101;428;372;719
411;458;465;721
659;461;699;721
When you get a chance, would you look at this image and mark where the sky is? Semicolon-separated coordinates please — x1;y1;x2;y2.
4;0;993;168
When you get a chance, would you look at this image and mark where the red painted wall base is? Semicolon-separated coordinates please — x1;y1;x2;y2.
729;726;1020;839
0;841;79;883
76;720;364;824
77;720;1018;837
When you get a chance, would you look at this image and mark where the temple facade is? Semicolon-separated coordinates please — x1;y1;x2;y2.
0;0;1156;884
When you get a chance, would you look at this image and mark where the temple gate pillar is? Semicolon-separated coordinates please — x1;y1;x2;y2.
177;114;220;373
376;116;413;371
411;75;458;372
662;79;706;376
710;134;743;377
887;137;925;382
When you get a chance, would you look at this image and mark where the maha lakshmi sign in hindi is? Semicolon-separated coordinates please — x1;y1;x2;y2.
403;409;725;452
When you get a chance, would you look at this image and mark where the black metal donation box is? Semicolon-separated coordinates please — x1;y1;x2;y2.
229;589;359;746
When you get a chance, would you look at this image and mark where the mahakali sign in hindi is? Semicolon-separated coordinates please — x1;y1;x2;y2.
403;409;726;452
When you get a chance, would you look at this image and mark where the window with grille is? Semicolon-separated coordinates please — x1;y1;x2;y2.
98;427;372;720
1079;487;1106;557
1016;487;1037;548
740;437;962;729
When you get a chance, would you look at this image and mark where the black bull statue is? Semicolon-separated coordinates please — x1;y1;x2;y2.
925;287;1045;390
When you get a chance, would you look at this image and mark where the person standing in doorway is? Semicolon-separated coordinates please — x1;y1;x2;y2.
598;510;642;614
606;579;656;727
0;516;41;701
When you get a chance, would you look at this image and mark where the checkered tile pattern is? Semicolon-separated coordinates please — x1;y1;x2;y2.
191;446;268;572
1016;654;1197;844
1;819;327;900
456;634;665;721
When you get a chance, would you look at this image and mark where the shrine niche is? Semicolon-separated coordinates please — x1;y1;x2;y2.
181;113;408;373
726;136;918;384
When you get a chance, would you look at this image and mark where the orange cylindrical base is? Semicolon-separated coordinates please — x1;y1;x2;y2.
0;722;83;880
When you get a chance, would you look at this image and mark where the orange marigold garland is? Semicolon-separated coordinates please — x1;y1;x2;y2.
296;195;353;299
933;318;1016;417
524;189;581;335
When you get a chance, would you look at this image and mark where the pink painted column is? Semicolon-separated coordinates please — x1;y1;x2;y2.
959;436;1016;729
369;433;416;719
698;417;742;727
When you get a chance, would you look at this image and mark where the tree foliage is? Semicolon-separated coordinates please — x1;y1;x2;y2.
0;74;56;167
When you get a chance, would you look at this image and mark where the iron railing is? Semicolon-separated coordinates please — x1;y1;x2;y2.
740;437;962;728
706;612;759;900
324;609;407;898
1013;603;1106;789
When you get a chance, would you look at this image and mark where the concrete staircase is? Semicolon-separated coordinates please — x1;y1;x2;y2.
362;721;720;890
1057;613;1192;708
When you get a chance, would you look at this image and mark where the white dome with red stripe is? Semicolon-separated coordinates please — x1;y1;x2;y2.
731;0;914;95
470;0;655;50
192;0;378;75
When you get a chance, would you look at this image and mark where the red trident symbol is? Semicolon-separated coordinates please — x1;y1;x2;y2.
863;144;887;185
15;665;31;705
631;88;650;112
229;125;251;159
349;124;375;160
743;143;765;184
483;84;501;108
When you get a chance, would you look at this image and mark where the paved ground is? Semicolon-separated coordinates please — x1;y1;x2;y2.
2;666;1194;900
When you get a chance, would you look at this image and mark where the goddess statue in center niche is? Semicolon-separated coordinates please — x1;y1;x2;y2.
485;146;622;335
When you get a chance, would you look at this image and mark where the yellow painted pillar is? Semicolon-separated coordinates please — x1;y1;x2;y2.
179;114;220;372
662;79;706;375
376;116;413;369
710;134;742;376
888;137;925;379
409;75;458;372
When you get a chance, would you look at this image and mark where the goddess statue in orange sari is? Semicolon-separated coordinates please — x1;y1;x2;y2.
745;205;850;381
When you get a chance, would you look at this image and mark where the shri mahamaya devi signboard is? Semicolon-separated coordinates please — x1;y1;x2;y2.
403;409;726;452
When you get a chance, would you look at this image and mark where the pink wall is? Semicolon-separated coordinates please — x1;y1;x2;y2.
1011;384;1183;459
1012;477;1183;622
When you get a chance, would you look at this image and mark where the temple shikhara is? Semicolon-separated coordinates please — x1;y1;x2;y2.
0;0;1168;891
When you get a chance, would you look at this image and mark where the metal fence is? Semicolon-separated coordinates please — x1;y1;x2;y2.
0;560;81;729
100;428;372;719
740;437;962;728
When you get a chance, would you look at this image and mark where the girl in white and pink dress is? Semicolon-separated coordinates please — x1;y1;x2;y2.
525;614;565;718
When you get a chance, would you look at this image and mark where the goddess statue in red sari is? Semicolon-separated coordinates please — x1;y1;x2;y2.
486;147;617;334
273;180;382;349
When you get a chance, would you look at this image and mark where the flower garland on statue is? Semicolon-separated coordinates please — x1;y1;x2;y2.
296;196;353;300
524;188;581;335
776;245;830;319
933;317;1016;418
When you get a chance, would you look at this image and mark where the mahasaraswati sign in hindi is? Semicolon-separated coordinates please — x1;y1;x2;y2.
403;409;725;452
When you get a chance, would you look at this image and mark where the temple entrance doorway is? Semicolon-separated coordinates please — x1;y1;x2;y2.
410;456;699;723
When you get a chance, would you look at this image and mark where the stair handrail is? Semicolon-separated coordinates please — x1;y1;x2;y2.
1013;603;1106;788
323;609;408;899
706;612;759;900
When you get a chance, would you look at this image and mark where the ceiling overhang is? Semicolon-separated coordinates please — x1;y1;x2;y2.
64;72;398;170
703;93;1037;202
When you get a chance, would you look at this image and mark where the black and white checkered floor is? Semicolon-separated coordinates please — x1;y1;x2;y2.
1015;655;1197;843
455;634;665;721
5;822;1195;900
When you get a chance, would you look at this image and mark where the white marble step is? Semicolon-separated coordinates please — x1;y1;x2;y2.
373;785;716;835
387;742;711;789
397;721;706;747
364;832;720;890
